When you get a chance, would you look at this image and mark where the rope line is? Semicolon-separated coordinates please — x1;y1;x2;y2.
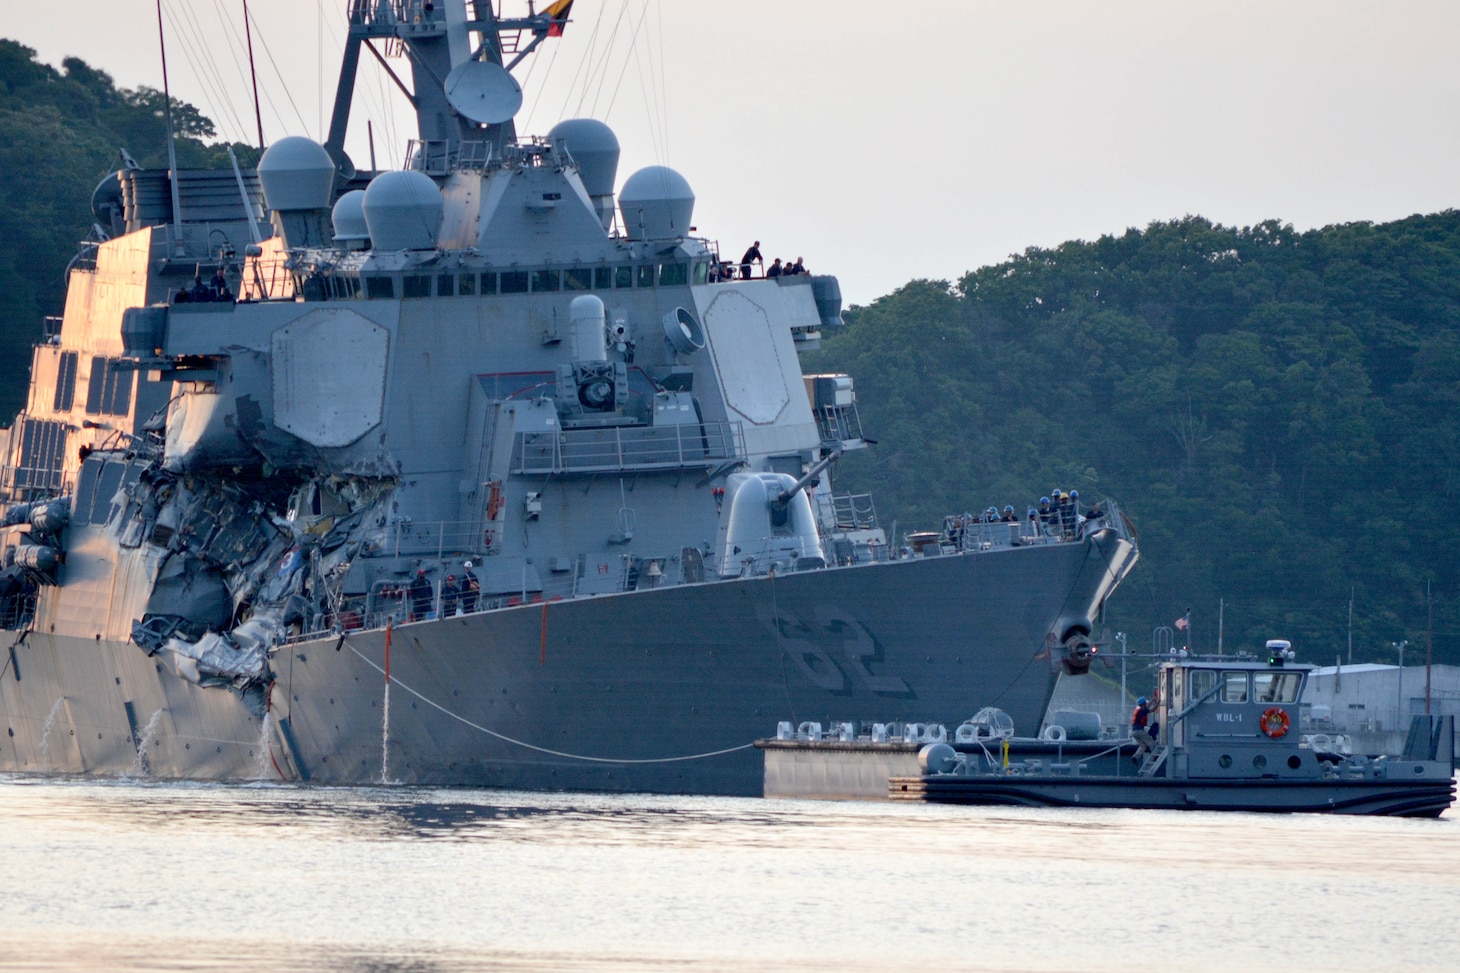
343;638;754;764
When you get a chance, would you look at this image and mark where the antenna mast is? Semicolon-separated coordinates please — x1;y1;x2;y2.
155;0;183;249
243;0;266;149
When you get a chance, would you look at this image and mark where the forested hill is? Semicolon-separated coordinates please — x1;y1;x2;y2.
804;213;1460;666
0;39;257;417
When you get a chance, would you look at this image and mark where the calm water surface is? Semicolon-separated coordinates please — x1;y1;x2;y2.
2;775;1457;972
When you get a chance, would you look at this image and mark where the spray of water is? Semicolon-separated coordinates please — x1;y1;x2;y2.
380;679;391;785
130;708;165;776
37;696;65;761
252;711;274;780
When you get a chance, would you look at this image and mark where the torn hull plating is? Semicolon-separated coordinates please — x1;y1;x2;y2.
0;533;1132;795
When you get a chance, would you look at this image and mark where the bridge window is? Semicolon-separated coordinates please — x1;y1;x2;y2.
636;265;655;288
594;267;613;289
85;357;133;416
658;262;687;286
402;275;432;298
53;351;78;412
563;268;591;291
500;271;529;294
530;269;559;292
365;276;394;299
479;272;498;295
457;273;475;296
614;266;632;288
1220;671;1249;703
437;274;455;296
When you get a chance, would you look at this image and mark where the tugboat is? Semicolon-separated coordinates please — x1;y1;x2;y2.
884;641;1456;816
761;641;1455;815
0;1;1138;794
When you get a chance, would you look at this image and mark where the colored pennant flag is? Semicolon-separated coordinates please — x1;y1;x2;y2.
545;0;573;36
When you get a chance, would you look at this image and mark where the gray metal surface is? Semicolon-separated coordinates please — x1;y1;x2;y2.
0;1;1141;796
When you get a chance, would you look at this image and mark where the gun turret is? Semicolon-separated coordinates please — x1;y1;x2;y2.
775;449;843;508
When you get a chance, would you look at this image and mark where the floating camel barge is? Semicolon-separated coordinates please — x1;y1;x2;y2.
761;643;1456;817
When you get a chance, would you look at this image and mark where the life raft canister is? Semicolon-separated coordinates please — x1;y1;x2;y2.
1260;707;1291;738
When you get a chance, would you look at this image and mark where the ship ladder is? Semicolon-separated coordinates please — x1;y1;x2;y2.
1138;746;1169;778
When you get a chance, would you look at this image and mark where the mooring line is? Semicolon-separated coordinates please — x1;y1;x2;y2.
344;639;754;764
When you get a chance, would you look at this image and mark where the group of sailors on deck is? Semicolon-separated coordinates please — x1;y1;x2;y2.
943;489;1108;548
710;242;809;282
172;267;234;304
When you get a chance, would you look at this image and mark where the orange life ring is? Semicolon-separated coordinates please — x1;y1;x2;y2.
1260;707;1290;738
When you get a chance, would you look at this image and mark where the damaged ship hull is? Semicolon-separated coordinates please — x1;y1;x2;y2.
0;2;1141;798
0;532;1130;795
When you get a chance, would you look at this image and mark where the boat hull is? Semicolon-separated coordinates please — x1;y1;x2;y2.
1;535;1130;795
889;774;1457;817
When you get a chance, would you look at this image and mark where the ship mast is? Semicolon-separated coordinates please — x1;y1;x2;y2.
324;0;572;175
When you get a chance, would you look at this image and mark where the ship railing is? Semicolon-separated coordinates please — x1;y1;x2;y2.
156;222;266;264
377;519;484;558
826;491;877;531
350;0;401;24
0;464;69;503
935;498;1135;554
317;573;581;636
510;421;746;475
241;253;297;301
405;139;496;174
0;589;38;630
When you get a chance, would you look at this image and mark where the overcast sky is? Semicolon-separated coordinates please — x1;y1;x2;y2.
11;1;1459;305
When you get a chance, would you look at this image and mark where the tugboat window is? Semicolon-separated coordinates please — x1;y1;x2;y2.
1254;671;1301;703
1221;671;1249;703
1189;669;1217;701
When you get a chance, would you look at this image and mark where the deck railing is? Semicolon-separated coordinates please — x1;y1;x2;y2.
511;421;745;475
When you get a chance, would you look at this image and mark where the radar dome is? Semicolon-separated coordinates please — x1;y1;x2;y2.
331;190;369;241
362;170;443;251
257;136;336;211
618;166;694;241
548;119;621;198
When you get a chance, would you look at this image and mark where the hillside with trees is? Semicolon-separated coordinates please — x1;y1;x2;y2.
0;39;257;417
805;213;1460;667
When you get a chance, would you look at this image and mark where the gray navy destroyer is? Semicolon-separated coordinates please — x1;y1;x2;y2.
0;0;1138;795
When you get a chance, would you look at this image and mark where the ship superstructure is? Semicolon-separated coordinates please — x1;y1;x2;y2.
0;1;1137;794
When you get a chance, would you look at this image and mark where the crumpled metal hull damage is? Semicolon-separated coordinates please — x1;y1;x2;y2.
115;450;396;700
